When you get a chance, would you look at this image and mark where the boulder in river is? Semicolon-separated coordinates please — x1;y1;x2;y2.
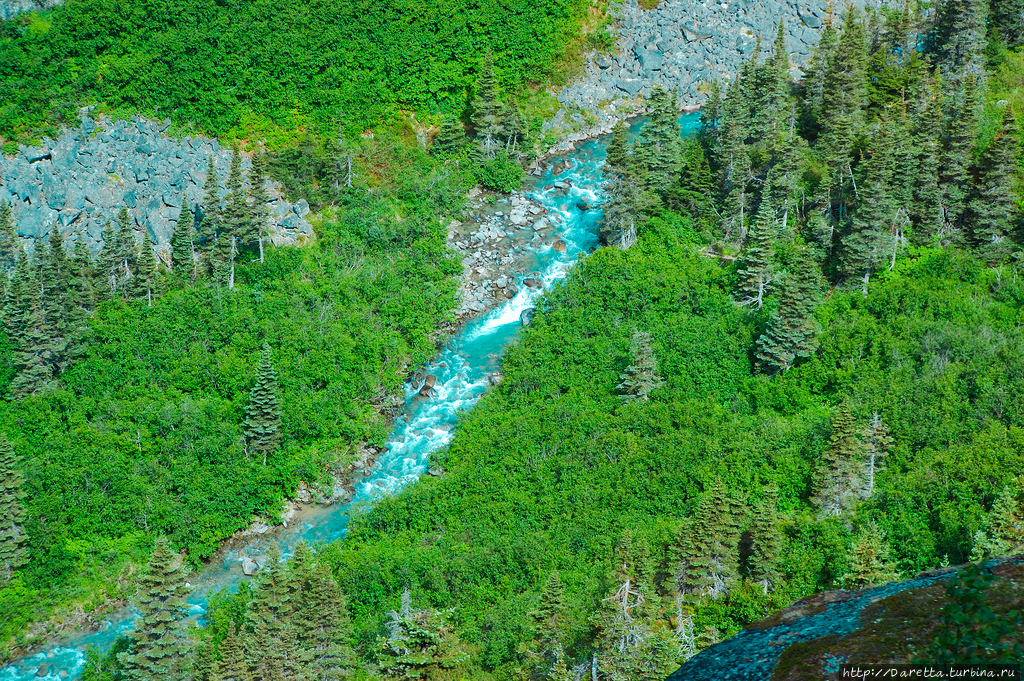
520;308;536;326
422;374;437;390
241;556;260;576
577;200;591;211
552;240;567;253
523;278;543;288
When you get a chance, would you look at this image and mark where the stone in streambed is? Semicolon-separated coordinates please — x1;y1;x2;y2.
552;240;567;253
523;278;543;288
241;556;260;576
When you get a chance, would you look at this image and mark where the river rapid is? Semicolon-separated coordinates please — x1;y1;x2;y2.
0;112;701;681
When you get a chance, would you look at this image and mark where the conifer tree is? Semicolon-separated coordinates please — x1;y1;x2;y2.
843;124;893;294
756;250;823;373
970;476;1024;560
170;199;196;280
594;533;675;681
96;220;117;299
993;0;1024;47
639;86;682;191
118;537;193;681
0;434;27;583
134;235;158;307
431;117;468;158
736;199;776;308
708;478;745;598
748;485;782;594
969;106;1021;263
471;50;507;162
210;622;252;681
911;74;946;243
114;207;135;278
930;0;988;79
803;19;838;129
7;254;60;400
616;331;664;402
861;413;892;500
812;399;864;517
377;589;468;680
68;231;96;316
291;543;354;681
939;74;980;240
217;145;247;289
39;225;71;347
201;154;222;241
248;154;271;264
671;511;713;600
0;200;15;270
530;571;566;666
243;343;283;463
842;522;900;589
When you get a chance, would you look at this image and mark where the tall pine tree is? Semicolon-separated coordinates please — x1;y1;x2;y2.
811;399;864;517
748;485;782;594
0;434;27;583
969;106;1021;263
170;199;196;280
118;537;193;681
756;249;823;373
0;200;15;270
243;343;283;463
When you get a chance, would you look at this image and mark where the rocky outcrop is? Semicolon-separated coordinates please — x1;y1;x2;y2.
0;0;59;20
449;188;568;319
545;0;858;148
0;112;314;258
666;556;1024;681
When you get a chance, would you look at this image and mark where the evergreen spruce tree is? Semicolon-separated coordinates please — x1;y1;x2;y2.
736;199;777;308
671;511;713;599
939;74;980;240
969;106;1021;263
210;622;252;681
376;590;468;680
292;544;354;681
217;144;247;288
431;117;468;158
911;74;946;244
842;124;893;294
616;331;664;402
170;199;196;280
639;86;682;191
243;343;283;463
248;154;271;264
530;571;567;666
755;250;824;373
594;533;675;681
470;50;508;162
970;476;1024;559
930;0;988;79
0;434;27;582
812;399;864;517
993;0;1024;48
97;220;119;300
0;200;15;270
803;19;838;130
748;485;782;594
114;207;135;279
135;236;158;307
8;257;60;399
201;154;222;241
39;225;71;353
68;231;96;316
118;537;193;681
707;478;745;599
842;522;900;589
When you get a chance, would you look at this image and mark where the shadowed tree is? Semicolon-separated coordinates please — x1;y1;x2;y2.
0;434;27;583
243;343;283;463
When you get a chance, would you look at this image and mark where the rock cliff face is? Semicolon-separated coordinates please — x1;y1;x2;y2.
545;0;861;149
666;557;1024;681
0;114;313;258
0;0;59;20
560;0;844;112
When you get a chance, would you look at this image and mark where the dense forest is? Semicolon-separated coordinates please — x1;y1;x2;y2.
1;0;1023;677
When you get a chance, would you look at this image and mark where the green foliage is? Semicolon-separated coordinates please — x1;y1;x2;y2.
0;434;27;582
841;522;900;590
242;343;283;462
376;589;469;679
117;537;193;681
476;151;524;193
0;136;464;655
926;562;1024;664
0;0;592;142
616;330;664;402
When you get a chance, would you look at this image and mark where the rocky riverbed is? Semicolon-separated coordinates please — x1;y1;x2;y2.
1;112;314;259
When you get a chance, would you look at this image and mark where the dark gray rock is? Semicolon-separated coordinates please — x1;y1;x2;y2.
799;9;823;28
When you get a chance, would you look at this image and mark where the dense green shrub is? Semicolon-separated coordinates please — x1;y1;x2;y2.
476;151;524;193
